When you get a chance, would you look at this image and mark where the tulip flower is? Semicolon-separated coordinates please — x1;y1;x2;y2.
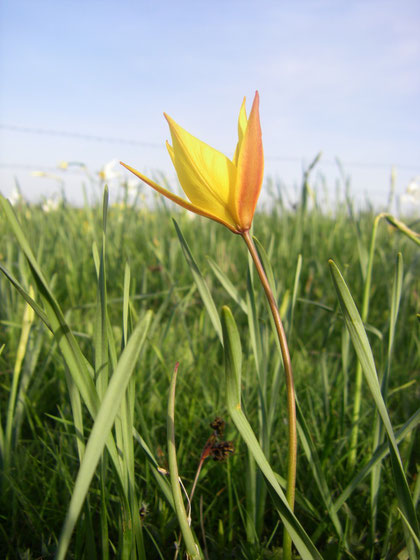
120;91;263;233
121;93;298;558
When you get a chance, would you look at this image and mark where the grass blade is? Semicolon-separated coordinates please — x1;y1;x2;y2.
173;219;222;343
0;194;125;481
56;310;152;560
371;252;404;542
207;256;248;313
167;362;203;559
329;260;419;546
295;400;343;540
221;305;322;560
334;408;420;513
0;195;99;417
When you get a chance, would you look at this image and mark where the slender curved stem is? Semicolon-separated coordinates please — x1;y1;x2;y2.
242;230;297;560
167;363;202;559
349;213;381;468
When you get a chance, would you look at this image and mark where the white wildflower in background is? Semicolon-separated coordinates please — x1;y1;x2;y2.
401;176;420;205
58;161;89;171
98;159;122;182
400;175;420;214
42;197;60;213
58;161;93;181
8;187;23;206
399;176;420;215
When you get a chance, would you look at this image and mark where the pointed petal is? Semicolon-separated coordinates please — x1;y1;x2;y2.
120;162;240;233
233;97;247;167
235;91;264;231
164;114;237;222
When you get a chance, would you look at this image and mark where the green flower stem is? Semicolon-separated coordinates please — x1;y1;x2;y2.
242;231;297;559
167;362;202;560
348;213;381;468
349;212;419;469
383;213;420;246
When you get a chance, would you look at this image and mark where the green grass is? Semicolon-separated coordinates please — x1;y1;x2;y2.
0;178;419;559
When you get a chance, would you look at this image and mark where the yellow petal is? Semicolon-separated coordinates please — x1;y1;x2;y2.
164;114;238;224
235;91;264;231
233;97;247;167
120;162;240;233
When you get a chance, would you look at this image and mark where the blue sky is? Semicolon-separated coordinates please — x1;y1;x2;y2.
0;0;419;207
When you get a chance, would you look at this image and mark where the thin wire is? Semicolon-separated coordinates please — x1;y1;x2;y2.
0;123;419;171
0;124;161;148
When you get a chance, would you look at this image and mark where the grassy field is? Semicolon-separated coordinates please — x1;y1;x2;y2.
0;178;419;559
